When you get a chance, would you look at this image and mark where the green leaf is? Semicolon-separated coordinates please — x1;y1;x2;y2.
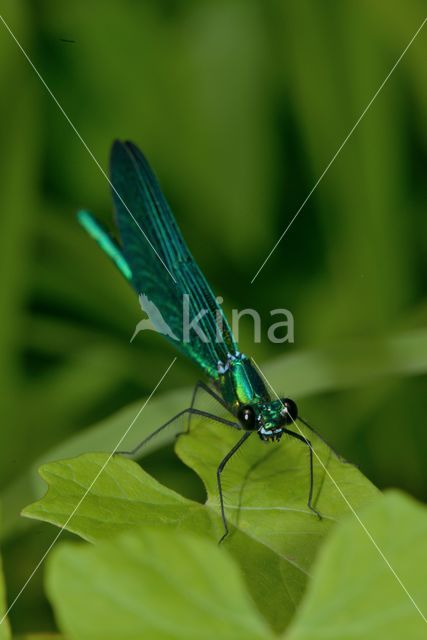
285;490;427;640
24;415;378;633
176;418;379;631
22;453;211;542
1;387;190;541
46;527;272;640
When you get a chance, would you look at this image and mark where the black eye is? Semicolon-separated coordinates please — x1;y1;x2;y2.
237;405;257;430
280;398;298;424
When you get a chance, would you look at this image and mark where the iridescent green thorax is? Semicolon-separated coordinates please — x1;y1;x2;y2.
216;353;291;440
217;353;270;410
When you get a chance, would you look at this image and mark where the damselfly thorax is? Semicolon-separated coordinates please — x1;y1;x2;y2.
216;352;298;441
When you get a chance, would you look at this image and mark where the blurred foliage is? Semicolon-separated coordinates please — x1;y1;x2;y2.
0;537;11;640
286;491;427;640
0;0;426;634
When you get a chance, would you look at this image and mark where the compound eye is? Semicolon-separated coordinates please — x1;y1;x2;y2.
237;405;257;431
280;398;298;424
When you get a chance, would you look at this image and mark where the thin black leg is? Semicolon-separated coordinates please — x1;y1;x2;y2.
298;416;346;462
118;407;240;457
186;380;228;434
217;431;253;544
283;428;322;520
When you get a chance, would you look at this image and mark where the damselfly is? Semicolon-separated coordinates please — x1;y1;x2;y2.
78;140;324;541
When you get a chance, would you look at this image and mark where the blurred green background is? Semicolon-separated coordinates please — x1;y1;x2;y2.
0;0;426;633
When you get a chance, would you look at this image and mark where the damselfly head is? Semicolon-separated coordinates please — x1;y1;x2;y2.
237;397;299;441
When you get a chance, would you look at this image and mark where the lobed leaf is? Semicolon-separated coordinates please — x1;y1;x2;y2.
177;418;379;630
